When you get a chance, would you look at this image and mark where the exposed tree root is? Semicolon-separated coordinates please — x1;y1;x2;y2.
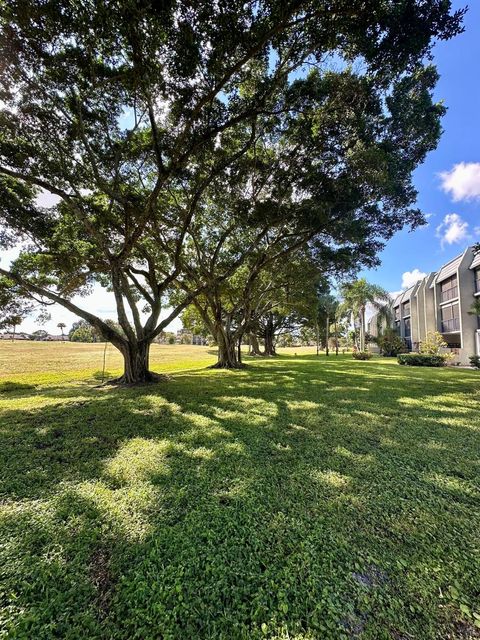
208;361;247;369
102;371;170;386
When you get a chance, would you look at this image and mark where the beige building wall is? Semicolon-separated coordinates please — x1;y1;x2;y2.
365;247;480;363
414;273;436;344
430;247;477;365
458;248;478;362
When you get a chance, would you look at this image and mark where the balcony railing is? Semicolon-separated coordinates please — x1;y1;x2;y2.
440;286;458;303
441;318;460;333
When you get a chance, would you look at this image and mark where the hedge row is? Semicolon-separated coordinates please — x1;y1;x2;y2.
397;353;446;367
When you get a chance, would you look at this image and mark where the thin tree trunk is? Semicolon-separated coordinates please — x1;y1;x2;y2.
360;307;366;351
325;314;329;356
334;320;338;355
316;321;319;356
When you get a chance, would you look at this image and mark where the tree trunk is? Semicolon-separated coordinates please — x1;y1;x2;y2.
316;321;319;356
334;320;338;355
249;332;264;356
264;315;276;356
325;314;329;356
211;328;243;368
12;325;16;342
115;340;159;384
359;307;366;351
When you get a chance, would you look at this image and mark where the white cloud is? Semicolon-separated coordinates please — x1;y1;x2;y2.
436;213;470;248
35;189;61;208
401;269;427;289
439;162;480;202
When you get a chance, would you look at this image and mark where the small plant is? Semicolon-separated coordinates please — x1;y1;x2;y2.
378;328;406;357
353;350;372;360
397;353;446;367
469;355;480;369
419;331;453;359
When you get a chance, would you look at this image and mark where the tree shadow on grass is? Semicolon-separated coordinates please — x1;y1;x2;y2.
0;380;37;393
0;356;479;639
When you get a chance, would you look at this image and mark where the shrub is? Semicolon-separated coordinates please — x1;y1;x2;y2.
419;331;450;356
353;351;372;360
378;329;406;357
70;327;95;342
397;353;446;367
469;355;480;369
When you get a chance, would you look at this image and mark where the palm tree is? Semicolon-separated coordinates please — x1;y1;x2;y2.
57;322;66;341
340;279;391;351
316;294;339;356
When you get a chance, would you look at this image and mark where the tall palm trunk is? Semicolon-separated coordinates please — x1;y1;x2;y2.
359;306;366;351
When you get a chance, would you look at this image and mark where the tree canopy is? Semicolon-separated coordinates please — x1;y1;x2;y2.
0;0;464;381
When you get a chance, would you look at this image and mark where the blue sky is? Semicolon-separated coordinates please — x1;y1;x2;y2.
2;1;478;333
360;0;480;295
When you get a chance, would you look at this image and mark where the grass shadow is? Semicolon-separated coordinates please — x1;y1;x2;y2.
0;355;478;638
0;381;37;393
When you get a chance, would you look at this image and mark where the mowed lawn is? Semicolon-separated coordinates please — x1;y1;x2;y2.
0;344;479;639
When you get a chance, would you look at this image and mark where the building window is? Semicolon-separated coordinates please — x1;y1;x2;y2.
439;275;458;303
404;317;411;337
404;337;412;351
394;306;400;321
402;301;410;317
441;303;460;333
475;268;480;294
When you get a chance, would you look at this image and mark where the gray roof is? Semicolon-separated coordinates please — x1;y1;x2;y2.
470;251;480;270
392;292;403;307
432;251;465;285
393;286;415;307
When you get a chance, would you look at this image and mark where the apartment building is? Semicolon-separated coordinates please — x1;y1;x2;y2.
368;246;480;364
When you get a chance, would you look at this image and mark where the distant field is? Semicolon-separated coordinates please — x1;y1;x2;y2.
0;341;318;386
0;341;218;386
0;343;479;639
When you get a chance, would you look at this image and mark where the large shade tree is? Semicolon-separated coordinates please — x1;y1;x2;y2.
0;0;464;382
165;58;457;367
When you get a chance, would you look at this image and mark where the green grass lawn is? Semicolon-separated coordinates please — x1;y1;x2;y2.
0;344;479;639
